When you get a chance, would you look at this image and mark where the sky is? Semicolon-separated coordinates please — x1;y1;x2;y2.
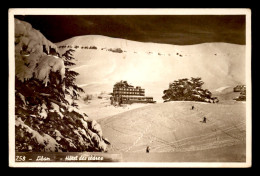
15;15;245;45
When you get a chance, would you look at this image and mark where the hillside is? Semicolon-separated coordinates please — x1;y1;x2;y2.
212;86;242;102
56;35;245;102
98;101;246;161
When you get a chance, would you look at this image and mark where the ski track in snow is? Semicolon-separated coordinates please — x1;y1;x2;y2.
101;102;246;153
124;123;152;152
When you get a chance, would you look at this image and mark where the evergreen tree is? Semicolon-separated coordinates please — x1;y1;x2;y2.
114;80;131;88
162;77;217;103
62;49;84;106
14;18;108;153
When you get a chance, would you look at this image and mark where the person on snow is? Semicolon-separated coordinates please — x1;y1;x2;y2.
146;146;150;153
203;116;207;123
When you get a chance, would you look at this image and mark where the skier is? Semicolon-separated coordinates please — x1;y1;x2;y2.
191;105;194;110
119;96;122;106
203;116;207;123
146;146;150;153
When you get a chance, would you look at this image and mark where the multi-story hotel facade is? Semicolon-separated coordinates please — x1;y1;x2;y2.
111;84;155;104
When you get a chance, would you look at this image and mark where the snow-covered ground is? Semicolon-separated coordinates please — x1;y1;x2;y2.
76;91;246;160
56;35;246;161
215;86;231;92
96;100;246;161
76;96;153;120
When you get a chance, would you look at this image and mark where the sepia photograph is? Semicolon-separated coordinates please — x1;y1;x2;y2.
8;8;251;167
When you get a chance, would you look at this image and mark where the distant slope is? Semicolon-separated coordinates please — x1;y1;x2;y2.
56;35;245;101
212;86;241;101
98;101;246;158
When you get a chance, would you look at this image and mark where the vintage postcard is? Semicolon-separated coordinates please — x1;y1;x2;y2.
8;8;251;167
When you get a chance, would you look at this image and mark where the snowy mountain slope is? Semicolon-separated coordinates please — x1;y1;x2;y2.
215;86;231;93
212;86;241;101
56;35;246;101
98;101;246;156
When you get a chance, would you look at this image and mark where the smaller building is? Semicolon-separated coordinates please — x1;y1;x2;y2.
234;85;246;101
120;95;154;104
233;85;246;92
